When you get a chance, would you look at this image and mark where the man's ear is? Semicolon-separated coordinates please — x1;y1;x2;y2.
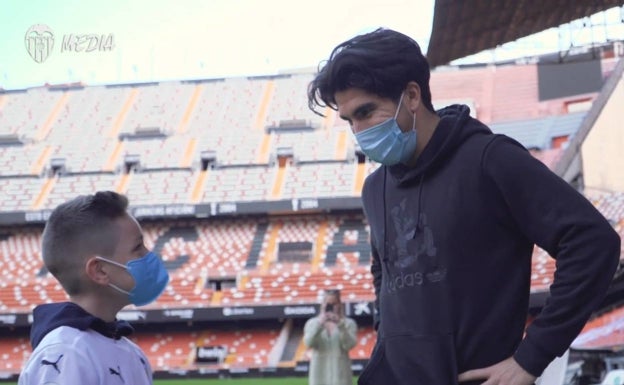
85;257;110;285
405;81;422;113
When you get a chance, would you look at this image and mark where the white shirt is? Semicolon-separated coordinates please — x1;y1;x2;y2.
303;316;358;385
19;326;152;385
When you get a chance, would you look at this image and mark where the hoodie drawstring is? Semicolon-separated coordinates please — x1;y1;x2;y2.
382;167;388;263
416;173;425;232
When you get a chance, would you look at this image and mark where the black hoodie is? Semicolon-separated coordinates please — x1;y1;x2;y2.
30;302;134;349
357;105;620;385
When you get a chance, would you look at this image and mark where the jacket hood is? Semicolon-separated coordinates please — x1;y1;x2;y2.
30;302;134;349
387;104;491;185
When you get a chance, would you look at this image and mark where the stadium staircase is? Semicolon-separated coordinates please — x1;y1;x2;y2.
353;162;367;195
29;145;52;175
335;130;348;160
260;222;281;272
36;92;69;141
278;324;303;365
245;222;269;269
311;220;328;272
270;162;288;200
254;80;275;165
176;84;203;134
31;174;58;210
190;168;209;202
180;137;197;168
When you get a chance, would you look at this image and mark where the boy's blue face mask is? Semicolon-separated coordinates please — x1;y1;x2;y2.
354;93;417;165
97;251;169;307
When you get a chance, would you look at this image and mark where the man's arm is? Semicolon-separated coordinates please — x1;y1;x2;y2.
482;136;621;377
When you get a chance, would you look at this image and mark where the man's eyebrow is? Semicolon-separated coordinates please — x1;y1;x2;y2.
340;102;376;121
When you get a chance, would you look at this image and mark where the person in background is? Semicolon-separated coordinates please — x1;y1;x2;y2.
304;289;358;385
19;191;169;385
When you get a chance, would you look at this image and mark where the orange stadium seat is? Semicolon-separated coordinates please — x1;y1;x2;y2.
1;196;622;313
220;266;375;306
349;326;377;361
132;331;198;370
0;336;31;372
195;328;279;368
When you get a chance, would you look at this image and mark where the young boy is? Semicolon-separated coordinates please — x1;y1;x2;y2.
19;191;169;385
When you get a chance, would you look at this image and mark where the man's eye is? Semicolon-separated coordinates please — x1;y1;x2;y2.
356;109;371;119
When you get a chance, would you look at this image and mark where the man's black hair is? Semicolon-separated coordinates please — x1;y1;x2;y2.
308;28;435;116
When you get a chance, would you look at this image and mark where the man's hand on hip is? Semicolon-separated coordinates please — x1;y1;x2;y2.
458;356;537;385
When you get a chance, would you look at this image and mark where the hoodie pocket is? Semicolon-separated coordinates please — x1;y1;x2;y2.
358;340;399;385
378;332;458;385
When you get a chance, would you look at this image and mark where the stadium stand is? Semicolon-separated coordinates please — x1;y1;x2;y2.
282;162;356;199
125;169;195;205
219;267;374;306
348;326;377;361
194;327;279;368
573;306;624;350
132;330;198;370
44;86;125;173
0;336;30;373
42;173;119;208
1;63;601;213
200;166;275;202
1;177;43;211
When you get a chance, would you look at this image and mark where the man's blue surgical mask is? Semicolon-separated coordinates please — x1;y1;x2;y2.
354;93;417;165
97;251;169;306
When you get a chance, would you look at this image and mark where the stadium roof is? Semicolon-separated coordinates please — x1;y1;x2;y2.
427;0;624;67
489;111;586;150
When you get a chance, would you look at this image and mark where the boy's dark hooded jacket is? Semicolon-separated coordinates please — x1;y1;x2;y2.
358;105;620;385
30;302;133;349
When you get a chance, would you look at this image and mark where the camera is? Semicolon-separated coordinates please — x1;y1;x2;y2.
325;303;334;313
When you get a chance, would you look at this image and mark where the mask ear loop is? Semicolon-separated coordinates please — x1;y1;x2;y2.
95;256;128;270
394;93;405;120
94;257;133;295
108;283;132;295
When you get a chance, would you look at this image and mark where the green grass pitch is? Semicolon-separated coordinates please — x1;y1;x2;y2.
155;379;310;385
4;377;359;385
155;378;358;384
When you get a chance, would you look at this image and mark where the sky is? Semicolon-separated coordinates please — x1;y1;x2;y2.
1;0;623;90
0;0;436;89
